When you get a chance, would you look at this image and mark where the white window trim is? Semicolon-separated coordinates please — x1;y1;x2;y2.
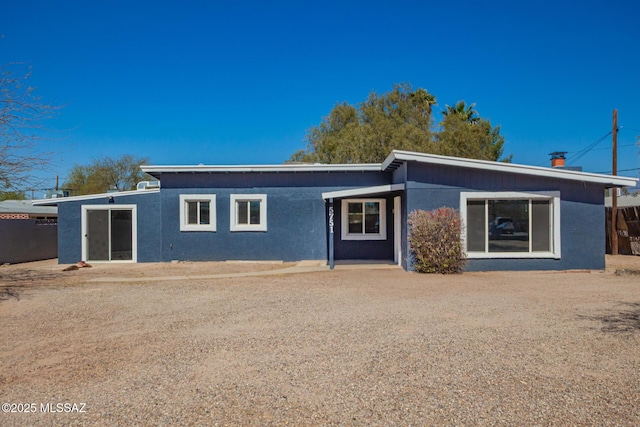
230;194;267;232
179;194;217;232
341;198;387;241
460;191;561;259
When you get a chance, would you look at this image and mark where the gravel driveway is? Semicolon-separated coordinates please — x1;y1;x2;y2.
1;257;639;426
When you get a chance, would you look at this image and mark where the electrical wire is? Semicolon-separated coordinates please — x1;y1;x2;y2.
566;131;612;165
595;167;640;174
565;143;637;153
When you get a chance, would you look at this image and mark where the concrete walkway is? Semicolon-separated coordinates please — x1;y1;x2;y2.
89;261;402;283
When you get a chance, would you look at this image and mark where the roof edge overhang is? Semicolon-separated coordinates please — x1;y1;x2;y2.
382;150;638;188
322;183;405;200
32;188;160;206
141;163;382;174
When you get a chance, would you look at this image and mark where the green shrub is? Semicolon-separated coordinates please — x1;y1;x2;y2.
408;207;466;274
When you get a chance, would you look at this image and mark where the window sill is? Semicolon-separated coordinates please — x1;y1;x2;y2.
466;252;560;259
230;225;267;232
342;234;387;241
180;225;216;232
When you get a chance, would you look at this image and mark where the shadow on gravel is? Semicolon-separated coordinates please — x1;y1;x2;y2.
579;302;640;334
0;269;61;302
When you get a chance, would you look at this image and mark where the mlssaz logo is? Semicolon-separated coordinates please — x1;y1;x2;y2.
40;403;87;413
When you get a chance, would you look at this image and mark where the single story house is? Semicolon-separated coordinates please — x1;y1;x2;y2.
33;150;637;271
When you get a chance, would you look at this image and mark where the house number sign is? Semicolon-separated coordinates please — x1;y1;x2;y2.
328;206;334;234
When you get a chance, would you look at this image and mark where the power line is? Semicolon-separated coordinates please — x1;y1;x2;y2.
595;167;640;174
566;131;612;165
565;143;637;153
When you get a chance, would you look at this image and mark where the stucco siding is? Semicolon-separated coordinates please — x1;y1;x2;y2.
158;171;391;189
156;171;391;262
160;187;328;262
57;202;83;264
56;193;161;264
405;162;607;271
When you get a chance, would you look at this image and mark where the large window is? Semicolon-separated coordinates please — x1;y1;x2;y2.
179;194;216;232
230;194;267;231
341;198;387;240
460;192;560;258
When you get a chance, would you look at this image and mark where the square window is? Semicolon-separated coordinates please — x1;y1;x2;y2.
341;199;387;240
230;194;267;231
179;195;216;232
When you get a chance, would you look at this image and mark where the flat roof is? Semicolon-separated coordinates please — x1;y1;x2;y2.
142;163;382;175
32;188;160;206
0;200;57;215
382;150;638;188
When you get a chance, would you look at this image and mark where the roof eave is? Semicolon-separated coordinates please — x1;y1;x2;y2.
32;188;160;206
141;164;383;174
383;150;638;188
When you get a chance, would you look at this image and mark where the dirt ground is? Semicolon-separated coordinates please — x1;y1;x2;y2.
0;256;639;426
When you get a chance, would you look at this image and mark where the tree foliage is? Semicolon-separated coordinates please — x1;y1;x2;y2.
436;113;511;162
65;154;152;196
289;83;510;164
442;100;479;123
0;190;25;201
0;64;59;192
290;83;437;163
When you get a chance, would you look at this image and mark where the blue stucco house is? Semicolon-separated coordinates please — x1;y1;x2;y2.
34;150;637;271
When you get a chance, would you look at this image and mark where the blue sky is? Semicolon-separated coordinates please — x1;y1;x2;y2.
2;0;639;192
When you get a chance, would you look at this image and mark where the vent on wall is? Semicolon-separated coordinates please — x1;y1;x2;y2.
136;181;161;191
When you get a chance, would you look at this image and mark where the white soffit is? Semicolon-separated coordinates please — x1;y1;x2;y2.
382;150;638;188
322;184;405;200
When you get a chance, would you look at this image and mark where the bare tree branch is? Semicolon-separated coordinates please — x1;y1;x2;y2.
0;63;60;192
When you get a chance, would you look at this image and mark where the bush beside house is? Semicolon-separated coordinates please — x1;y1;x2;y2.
409;207;466;274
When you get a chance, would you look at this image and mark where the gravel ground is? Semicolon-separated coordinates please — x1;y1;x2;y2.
1;257;639;426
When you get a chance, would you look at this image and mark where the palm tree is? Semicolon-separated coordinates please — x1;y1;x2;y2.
442;101;479;123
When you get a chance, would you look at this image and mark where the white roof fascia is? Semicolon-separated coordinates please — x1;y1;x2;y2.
32;188;160;206
383;150;638;188
141;164;382;174
322;183;405;200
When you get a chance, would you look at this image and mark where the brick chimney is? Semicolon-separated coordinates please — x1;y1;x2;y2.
549;151;567;168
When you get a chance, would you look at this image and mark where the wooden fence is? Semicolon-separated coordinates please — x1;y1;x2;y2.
606;206;640;255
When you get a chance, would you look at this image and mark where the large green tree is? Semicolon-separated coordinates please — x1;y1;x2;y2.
65;154;152;196
289;84;510;163
436;111;511;162
290;83;437;163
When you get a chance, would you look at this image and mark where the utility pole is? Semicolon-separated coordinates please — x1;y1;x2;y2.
611;109;618;255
